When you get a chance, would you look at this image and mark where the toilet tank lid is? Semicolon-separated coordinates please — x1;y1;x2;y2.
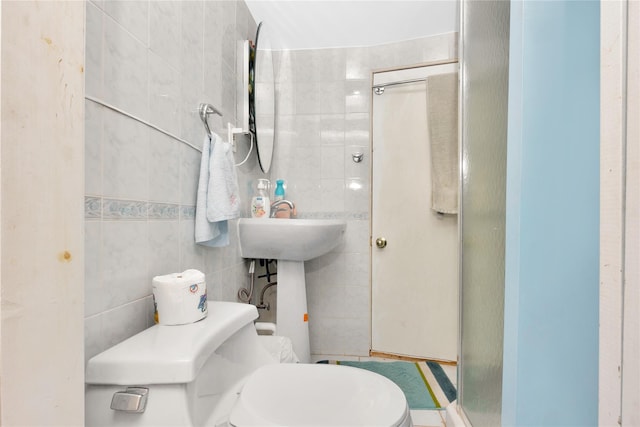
85;301;258;385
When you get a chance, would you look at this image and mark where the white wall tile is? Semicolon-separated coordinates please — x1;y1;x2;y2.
344;285;370;320
206;270;225;301
320;179;345;212
235;1;252;48
148;52;181;136
340;317;370;356
273;115;296;146
103;0;149;45
179;218;205;272
103;15;148;119
149;0;181;70
85;2;104;98
342;219;370;254
283;179;322;214
274;50;294;84
148;220;180;277
295;82;321;115
203;2;224;110
221;62;237;120
181;2;205;90
85;221;103;317
220;2;237;68
221;265;244;301
345;79;371;114
102;108;149;200
322;81;347;114
346;47;371;80
306;251;346;286
294;115;322;146
275;82;296;116
84;313;103;364
320;114;346;146
308;283;346;318
345;178;369;213
343;253;370;286
345;112;370;146
99;298;152;352
89;0;105;11
85;101;103;196
180;144;202;206
420;33;456;64
180;1;205;144
321;145;345;179
149;131;181;203
290;146;322;179
293;49;321;82
102;221;150;309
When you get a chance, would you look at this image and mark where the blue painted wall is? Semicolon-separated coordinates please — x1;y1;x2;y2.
503;1;600;425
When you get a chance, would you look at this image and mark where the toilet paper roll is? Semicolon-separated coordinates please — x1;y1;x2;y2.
152;269;207;325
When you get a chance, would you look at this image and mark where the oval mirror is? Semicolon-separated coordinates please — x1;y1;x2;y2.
250;22;275;173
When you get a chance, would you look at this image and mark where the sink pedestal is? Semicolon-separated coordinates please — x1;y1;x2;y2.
276;260;310;363
236;218;347;365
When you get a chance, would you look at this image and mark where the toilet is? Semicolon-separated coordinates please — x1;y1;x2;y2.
85;301;412;427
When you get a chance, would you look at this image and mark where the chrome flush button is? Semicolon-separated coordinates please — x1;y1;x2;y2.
110;387;149;413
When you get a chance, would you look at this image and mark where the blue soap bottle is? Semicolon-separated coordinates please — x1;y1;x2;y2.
274;179;285;201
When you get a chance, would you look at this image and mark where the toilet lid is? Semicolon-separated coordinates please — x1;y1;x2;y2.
229;363;410;427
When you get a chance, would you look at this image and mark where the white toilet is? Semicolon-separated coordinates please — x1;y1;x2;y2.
85;301;412;427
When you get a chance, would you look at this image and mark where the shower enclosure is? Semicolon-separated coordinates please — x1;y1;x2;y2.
458;0;510;425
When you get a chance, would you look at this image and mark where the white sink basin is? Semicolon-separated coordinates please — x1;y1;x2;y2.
237;218;346;261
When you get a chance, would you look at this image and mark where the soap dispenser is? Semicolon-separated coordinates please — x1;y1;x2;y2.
251;179;271;218
274;179;285;201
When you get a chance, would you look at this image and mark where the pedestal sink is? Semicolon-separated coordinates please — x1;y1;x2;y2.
237;218;347;363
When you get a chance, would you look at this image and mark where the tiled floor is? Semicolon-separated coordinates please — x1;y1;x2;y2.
411;409;446;427
311;355;457;427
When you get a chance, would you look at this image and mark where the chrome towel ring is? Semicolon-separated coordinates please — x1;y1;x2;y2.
198;103;222;136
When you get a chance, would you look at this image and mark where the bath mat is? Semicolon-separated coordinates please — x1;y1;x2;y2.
317;360;456;410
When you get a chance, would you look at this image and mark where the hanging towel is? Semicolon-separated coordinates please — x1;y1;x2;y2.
427;72;459;214
195;132;241;247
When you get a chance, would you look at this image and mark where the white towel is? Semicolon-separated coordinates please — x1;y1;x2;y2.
427;73;459;214
195;133;240;247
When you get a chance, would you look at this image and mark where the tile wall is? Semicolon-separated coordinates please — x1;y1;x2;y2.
269;33;458;356
84;0;265;363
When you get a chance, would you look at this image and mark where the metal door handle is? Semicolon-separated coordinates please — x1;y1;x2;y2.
375;237;387;249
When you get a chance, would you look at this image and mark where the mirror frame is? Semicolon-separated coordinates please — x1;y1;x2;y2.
249;22;275;174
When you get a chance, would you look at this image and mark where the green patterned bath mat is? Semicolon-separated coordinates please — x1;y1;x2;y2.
317;360;456;410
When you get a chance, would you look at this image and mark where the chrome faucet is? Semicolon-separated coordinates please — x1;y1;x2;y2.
270;200;295;218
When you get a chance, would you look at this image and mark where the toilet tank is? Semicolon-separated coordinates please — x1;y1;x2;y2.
86;301;276;427
86;301;260;385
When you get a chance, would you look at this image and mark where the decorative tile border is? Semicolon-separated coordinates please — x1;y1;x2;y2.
296;211;369;220
103;199;148;220
85;200;368;222
85;196;102;219
148;203;180;220
180;206;196;220
86;197;195;221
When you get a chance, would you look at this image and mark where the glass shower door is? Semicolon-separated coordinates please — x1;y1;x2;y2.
458;0;510;425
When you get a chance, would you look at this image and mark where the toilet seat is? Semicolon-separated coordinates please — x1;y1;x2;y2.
229;363;411;427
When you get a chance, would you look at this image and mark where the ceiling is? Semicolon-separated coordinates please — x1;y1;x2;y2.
245;0;459;50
